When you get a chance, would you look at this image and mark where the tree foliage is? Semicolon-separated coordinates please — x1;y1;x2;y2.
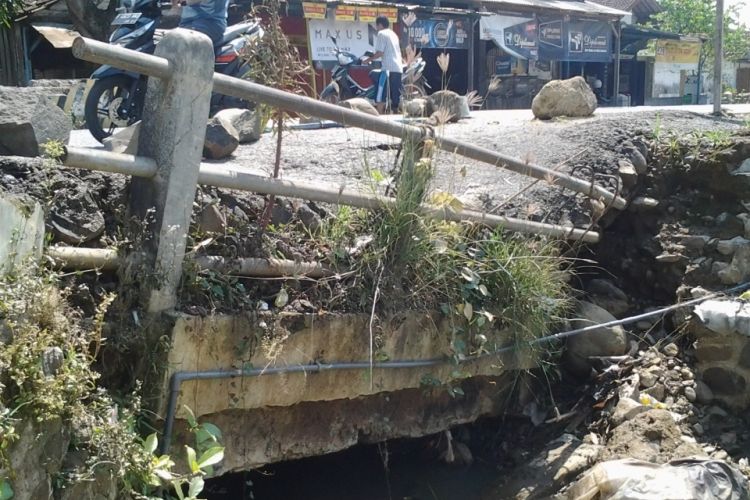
649;0;750;62
0;0;24;27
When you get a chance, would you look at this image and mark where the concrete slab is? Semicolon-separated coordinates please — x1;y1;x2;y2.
0;195;45;276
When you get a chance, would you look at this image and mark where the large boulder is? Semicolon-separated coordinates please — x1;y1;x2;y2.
532;76;597;120
425;90;467;122
203;115;239;160
0;87;72;157
213;108;263;143
339;97;379;116
564;301;629;376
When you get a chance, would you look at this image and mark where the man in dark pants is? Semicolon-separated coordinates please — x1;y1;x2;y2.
362;16;403;113
171;0;229;47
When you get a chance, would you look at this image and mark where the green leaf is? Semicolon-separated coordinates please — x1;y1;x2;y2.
172;480;186;500
144;433;158;454
476;315;486;328
463;301;473;321
479;284;489;296
200;423;222;442
185;446;199;474
183;406;198;428
154;468;174;481
0;479;14;500
274;288;289;308
197;446;225;469
188;476;205;498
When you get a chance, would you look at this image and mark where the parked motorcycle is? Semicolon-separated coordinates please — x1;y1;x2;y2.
84;0;263;142
319;36;427;105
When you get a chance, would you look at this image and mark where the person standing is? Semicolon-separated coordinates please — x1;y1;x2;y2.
171;0;229;47
362;16;403;113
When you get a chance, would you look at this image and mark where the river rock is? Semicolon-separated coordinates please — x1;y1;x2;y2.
531;76;597;120
339;98;379;116
426;90;465;122
42;347;65;377
213;108;263;143
564;301;629;376
587;278;629;317
49;191;105;244
204;115;239;160
618;159;638;188
403;98;427;117
0;86;72;157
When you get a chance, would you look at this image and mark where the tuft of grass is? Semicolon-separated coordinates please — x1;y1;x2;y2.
320;137;571;359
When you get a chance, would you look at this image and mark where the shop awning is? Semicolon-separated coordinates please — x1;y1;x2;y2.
620;25;702;55
31;24;81;49
480;0;628;19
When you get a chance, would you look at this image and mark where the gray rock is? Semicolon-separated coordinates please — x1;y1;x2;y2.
629;196;659;212
715;212;744;239
403;98;427;117
297;203;322;233
640;370;659;388
102;120;141;154
49;192;105;245
618;159;638;188
684;386;697;402
612;397;649;426
645;383;666;401
198;204;226;234
213;108;262;143
564;301;628;376
587;279;629;317
718;246;750;284
203;115;239;160
42;347;65;377
531;76;597;120
339;98;379;117
0;86;72;157
681;235;710;251
426;90;465;122
627;148;648;174
663;342;679;357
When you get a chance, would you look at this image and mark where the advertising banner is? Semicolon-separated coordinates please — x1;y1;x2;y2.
308;19;375;61
302;2;326;19
400;13;470;50
538;18;612;62
377;7;398;23
480;15;537;60
655;40;700;64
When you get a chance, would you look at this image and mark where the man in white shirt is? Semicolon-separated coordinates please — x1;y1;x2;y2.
362;16;403;113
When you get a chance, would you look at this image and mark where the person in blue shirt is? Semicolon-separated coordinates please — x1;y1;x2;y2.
171;0;229;46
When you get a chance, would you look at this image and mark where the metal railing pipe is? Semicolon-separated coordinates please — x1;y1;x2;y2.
198;166;599;242
63;146;158;178
211;73;627;210
72;37;172;80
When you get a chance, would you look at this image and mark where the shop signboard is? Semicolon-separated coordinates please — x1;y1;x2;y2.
307;19;375;61
357;6;378;23
480;15;537;59
538;18;612;62
377;7;398;23
336;5;355;21
655;40;700;64
400;13;470;49
302;2;326;19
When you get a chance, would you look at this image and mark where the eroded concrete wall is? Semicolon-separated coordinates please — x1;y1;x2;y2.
160;311;535;470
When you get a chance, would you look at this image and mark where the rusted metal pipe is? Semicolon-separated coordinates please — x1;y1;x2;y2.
198;166;600;242
47;246;120;270
63;146;158;178
47;246;333;278
70;36;627;210
58;153;600;242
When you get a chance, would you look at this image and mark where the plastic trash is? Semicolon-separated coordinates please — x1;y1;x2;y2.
566;458;750;500
694;300;750;337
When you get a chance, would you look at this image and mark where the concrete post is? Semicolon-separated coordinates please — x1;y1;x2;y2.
129;28;214;313
714;0;725;115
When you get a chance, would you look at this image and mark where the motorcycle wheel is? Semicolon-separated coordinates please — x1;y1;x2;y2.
84;75;144;143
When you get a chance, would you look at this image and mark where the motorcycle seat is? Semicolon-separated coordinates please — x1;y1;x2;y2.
218;22;259;45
